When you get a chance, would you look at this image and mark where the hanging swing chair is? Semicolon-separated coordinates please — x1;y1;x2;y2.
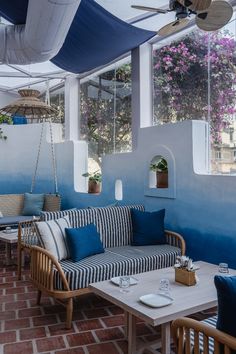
0;87;61;212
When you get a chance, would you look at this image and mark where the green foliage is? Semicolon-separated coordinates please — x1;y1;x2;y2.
150;157;168;172
0;115;13;125
0;115;12;140
0;128;7;140
82;170;102;183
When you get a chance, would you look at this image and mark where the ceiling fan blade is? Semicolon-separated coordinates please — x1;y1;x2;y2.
178;0;212;11
131;5;169;14
157;18;190;36
196;0;233;31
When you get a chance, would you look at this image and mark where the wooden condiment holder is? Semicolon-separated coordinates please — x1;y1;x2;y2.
175;267;196;286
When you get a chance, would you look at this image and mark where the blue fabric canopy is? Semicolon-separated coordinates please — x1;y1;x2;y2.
0;0;156;74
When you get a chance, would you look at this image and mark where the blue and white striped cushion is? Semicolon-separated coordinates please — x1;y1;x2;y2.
72;208;99;229
40;208;77;222
95;204;145;248
40;208;98;229
190;316;217;354
35;216;71;261
55;244;179;290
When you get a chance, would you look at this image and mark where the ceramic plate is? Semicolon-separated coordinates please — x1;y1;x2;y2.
111;276;138;286
139;294;173;308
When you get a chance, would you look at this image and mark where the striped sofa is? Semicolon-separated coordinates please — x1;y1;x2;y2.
29;205;186;328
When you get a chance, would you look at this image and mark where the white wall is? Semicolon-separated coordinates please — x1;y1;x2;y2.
0;92;18;108
0;120;236;268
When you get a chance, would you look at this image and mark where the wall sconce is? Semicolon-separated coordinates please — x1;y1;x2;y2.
115;179;123;201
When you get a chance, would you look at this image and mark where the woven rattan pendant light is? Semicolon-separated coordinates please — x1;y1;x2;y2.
0;89;58;120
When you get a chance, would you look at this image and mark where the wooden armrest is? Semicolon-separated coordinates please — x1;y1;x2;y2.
165;230;186;255
30;245;71;295
172;317;236;353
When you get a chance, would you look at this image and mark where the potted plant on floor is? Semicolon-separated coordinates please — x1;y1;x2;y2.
150;157;168;188
82;171;102;194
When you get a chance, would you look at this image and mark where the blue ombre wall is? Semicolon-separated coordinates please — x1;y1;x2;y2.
0;120;235;268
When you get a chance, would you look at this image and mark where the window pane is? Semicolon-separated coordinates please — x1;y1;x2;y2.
209;25;236;174
153;19;236;175
80;62;132;173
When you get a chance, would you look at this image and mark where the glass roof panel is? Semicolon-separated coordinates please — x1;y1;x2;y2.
1;0;235;96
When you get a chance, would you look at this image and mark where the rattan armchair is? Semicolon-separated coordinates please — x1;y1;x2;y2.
172;317;236;354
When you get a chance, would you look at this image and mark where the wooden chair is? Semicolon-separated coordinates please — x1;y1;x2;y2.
172;317;236;354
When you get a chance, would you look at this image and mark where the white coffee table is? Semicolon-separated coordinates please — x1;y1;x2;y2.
90;261;236;354
0;229;18;265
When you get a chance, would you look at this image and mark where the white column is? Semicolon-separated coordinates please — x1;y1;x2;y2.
65;76;80;141
131;43;153;149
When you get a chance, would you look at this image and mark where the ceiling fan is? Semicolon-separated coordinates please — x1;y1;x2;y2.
131;0;233;36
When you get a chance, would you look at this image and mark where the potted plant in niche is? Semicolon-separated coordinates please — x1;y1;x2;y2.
82;171;102;194
150;157;168;188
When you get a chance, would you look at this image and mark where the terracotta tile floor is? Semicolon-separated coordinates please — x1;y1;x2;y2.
0;242;217;354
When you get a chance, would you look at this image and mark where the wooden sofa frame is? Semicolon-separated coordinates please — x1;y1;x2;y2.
29;230;185;329
172;317;236;354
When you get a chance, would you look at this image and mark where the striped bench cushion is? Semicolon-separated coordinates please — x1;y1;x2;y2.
55;244;180;290
95;204;145;248
190;316;217;354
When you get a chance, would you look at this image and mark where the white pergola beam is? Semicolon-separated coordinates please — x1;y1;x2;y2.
65;76;80;141
131;43;152;149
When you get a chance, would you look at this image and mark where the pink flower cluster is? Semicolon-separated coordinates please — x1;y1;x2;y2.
153;30;236;144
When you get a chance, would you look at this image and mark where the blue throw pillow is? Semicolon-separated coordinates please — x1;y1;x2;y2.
22;193;44;216
65;224;104;262
131;209;166;246
214;275;236;339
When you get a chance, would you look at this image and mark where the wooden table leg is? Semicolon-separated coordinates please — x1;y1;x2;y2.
161;322;171;354
124;311;129;339
128;313;137;354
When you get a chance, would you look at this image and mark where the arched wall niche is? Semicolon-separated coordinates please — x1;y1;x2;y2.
144;145;176;199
